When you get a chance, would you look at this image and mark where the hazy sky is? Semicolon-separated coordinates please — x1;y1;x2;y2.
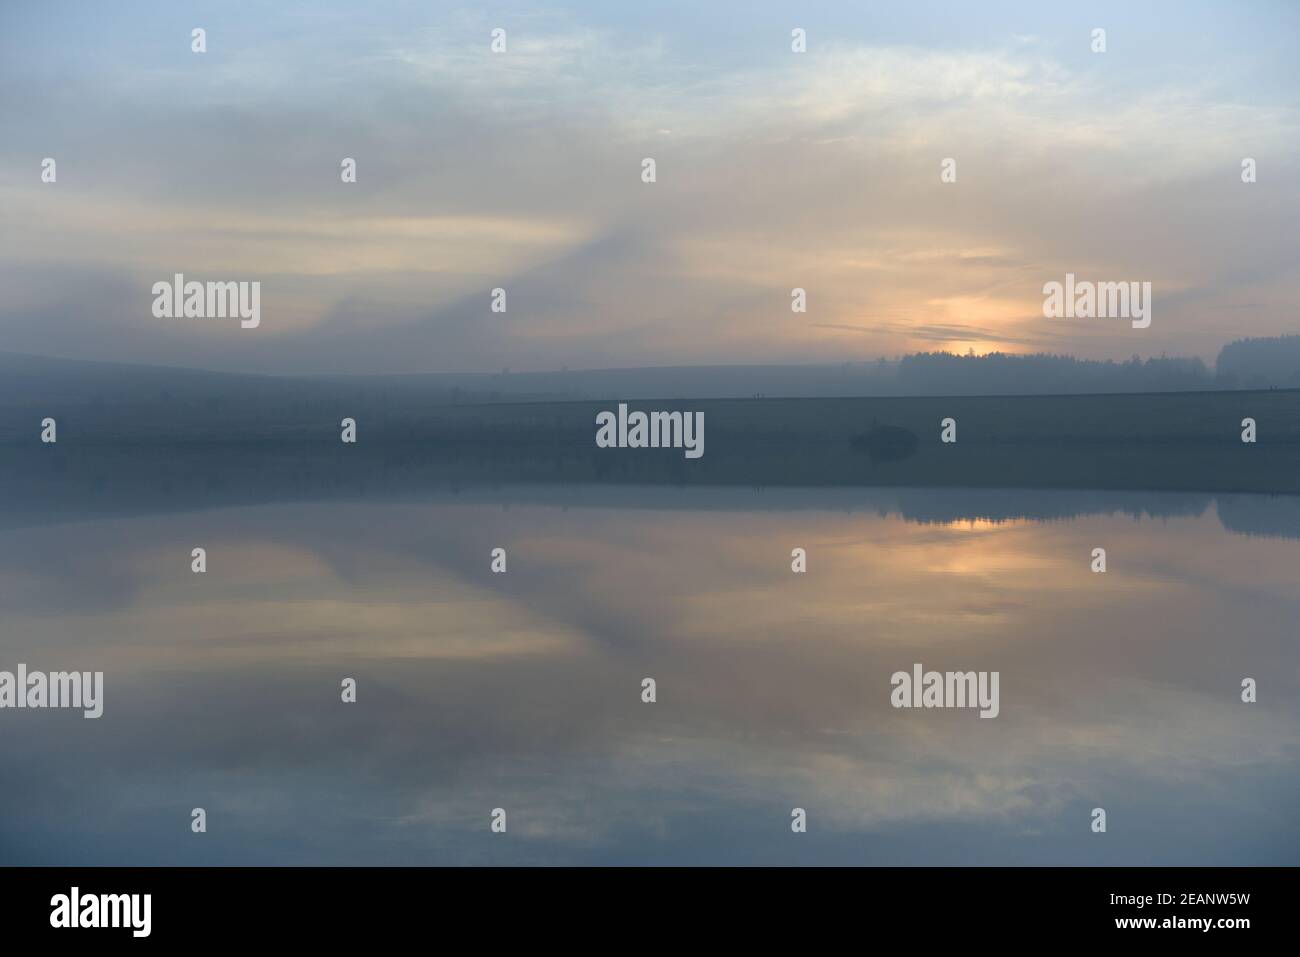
1;1;1297;374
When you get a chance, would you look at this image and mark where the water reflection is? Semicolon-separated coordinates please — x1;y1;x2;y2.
1;485;1297;864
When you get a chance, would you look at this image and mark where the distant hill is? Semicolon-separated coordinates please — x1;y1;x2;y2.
1;338;1297;411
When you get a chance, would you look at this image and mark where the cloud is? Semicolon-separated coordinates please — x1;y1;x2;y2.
1;3;1296;372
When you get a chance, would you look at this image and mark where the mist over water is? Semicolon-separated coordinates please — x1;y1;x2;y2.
2;475;1296;865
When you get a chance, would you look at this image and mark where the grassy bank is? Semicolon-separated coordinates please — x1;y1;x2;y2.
2;389;1299;497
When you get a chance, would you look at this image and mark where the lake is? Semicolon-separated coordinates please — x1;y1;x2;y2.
1;479;1296;864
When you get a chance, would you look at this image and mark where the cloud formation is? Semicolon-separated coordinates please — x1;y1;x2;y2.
1;1;1296;373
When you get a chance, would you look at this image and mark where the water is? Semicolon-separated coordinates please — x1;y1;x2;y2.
1;484;1297;864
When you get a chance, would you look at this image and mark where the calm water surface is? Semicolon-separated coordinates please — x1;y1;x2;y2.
1;485;1297;864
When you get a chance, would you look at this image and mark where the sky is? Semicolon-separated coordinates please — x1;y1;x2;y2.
1;0;1297;375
